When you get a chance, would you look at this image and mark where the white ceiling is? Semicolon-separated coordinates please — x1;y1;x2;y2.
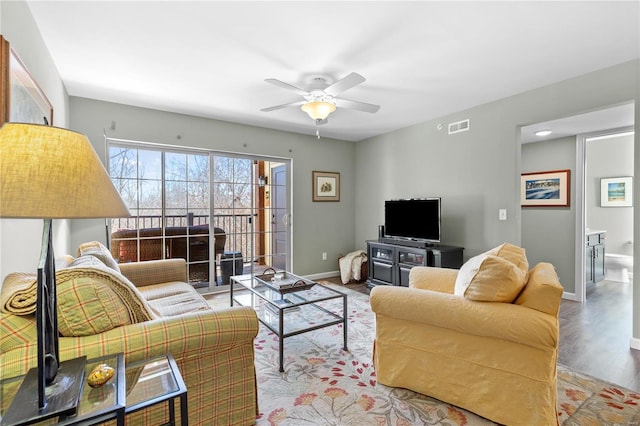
521;103;635;144
26;1;640;142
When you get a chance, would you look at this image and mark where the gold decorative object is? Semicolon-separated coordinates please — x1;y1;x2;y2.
87;363;115;388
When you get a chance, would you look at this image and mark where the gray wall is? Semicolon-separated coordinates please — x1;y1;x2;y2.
0;1;71;282
355;60;638;270
354;59;640;342
68;97;357;276
586;133;634;256
521;137;576;293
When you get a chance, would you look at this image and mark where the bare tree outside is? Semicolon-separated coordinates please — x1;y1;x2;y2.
107;144;267;285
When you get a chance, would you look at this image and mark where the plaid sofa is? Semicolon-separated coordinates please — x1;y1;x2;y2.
0;257;259;425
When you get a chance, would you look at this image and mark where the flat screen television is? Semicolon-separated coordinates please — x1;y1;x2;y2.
384;198;441;243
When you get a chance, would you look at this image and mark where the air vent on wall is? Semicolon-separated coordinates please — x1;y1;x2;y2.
448;119;470;135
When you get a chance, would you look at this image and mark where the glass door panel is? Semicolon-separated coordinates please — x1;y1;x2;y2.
109;147;164;264
212;156;254;286
164;152;210;285
109;145;211;287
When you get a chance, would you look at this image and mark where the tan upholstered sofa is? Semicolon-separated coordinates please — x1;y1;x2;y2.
370;243;563;425
0;242;259;425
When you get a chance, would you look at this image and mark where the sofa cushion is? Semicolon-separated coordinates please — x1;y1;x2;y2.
515;262;563;315
454;254;527;302
77;241;121;273
138;281;211;317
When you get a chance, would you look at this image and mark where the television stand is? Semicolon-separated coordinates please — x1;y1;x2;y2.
366;239;463;289
378;237;435;248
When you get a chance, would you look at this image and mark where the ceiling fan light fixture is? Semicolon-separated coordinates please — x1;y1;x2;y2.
301;101;336;121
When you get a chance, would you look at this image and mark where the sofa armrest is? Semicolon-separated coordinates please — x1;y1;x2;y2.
119;258;187;287
1;306;259;380
370;286;557;350
408;266;458;293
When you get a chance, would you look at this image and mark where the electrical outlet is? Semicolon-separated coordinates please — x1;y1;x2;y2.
499;209;507;221
322;252;327;261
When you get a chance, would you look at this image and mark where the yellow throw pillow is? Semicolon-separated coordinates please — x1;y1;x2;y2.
455;254;527;302
487;242;529;274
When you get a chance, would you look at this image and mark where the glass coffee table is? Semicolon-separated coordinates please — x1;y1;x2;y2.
230;271;348;372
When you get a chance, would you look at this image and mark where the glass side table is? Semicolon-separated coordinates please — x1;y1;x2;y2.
125;354;188;426
0;353;126;426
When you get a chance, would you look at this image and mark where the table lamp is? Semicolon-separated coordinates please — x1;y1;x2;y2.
0;123;130;424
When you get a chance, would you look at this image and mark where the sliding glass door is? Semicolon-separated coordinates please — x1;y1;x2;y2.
107;139;290;291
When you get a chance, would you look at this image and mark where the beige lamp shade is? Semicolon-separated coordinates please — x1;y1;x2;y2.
301;101;336;121
0;123;130;219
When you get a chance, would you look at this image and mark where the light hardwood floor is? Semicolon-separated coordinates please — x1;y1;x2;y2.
558;279;640;391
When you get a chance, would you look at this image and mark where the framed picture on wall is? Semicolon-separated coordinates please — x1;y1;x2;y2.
312;171;340;202
0;35;53;126
521;169;571;207
601;177;633;207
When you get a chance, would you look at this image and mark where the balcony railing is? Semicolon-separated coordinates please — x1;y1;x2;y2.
110;213;257;284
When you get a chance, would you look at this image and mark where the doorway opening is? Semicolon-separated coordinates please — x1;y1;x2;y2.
579;127;634;300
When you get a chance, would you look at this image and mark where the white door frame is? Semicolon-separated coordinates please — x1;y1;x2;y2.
574;126;635;302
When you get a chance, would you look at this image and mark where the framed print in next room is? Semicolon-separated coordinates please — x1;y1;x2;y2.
312;171;340;202
521;169;571;207
601;177;633;207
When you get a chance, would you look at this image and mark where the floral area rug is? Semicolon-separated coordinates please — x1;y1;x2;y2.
253;283;640;425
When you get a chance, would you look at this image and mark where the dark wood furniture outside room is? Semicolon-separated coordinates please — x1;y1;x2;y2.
110;225;226;283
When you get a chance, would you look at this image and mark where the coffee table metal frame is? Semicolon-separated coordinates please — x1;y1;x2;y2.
230;273;348;372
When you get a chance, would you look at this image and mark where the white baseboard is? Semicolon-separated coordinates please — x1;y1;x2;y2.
631;337;640;351
305;270;340;281
561;291;580;302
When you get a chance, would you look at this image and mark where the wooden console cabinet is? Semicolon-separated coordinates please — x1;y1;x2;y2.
366;240;464;289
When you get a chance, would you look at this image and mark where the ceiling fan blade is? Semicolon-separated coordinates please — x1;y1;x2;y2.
324;72;366;96
264;79;309;96
260;100;306;112
334;98;380;113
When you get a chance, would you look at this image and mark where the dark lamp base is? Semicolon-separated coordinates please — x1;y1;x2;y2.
1;357;86;426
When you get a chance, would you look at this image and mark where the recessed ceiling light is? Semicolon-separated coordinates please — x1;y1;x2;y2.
535;130;552;137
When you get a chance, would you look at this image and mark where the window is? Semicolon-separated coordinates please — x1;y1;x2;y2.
107;140;291;290
109;145;211;285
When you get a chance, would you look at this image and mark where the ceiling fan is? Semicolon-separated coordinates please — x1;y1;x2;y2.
260;72;380;125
